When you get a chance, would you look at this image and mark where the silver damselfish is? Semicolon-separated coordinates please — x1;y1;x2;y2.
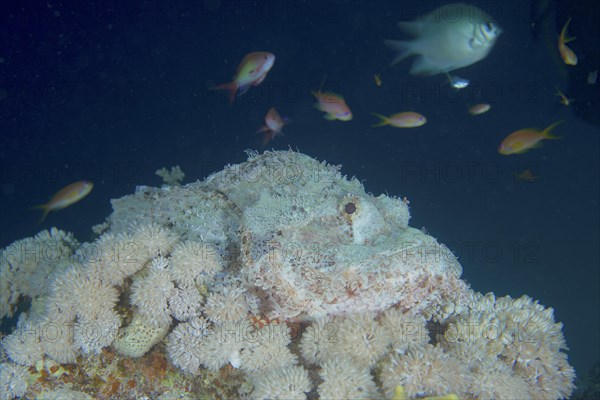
385;3;502;76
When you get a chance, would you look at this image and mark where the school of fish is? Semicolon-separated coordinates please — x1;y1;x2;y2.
32;4;585;221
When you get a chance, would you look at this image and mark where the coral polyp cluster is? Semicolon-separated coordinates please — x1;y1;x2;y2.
0;151;575;399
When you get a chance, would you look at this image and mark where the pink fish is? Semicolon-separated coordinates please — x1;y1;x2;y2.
212;52;275;104
371;112;426;128
256;107;289;146
312;90;353;121
468;103;491;115
558;18;577;66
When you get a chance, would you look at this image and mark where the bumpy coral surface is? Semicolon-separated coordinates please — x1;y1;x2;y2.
0;151;575;399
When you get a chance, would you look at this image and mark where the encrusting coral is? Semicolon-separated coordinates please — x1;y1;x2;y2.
130;256;175;329
0;362;29;400
156;165;185;186
0;150;576;399
250;365;312;400
0;228;78;319
318;356;380;399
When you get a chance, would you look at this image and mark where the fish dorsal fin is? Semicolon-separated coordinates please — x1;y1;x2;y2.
321;91;343;101
397;21;424;36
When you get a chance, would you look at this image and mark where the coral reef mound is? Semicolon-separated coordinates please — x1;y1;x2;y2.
0;151;575;399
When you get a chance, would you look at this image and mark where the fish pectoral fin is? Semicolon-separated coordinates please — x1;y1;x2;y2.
237;84;251;97
323;113;336;121
254;74;267;86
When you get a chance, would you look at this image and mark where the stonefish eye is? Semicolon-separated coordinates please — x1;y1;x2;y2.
344;202;357;215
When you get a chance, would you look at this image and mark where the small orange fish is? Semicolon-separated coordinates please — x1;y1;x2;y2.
468;103;491;115
312;90;353;121
212;52;275;103
371;112;426;128
514;169;538;182
558;18;577;66
32;181;94;222
374;74;382;87
256;107;289;146
555;87;574;106
498;121;564;155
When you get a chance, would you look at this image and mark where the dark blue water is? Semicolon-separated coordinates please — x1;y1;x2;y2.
1;0;598;379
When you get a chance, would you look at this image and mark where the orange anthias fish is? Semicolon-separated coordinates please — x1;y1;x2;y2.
212;52;275;103
558;18;577;66
374;74;382;87
311;90;353;121
32;181;94;222
371;112;426;128
256;107;289;146
514;169;539;182
498;121;564;155
468;103;491;115
555;87;574;106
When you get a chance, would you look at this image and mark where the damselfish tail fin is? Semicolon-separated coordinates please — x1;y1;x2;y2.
384;40;414;66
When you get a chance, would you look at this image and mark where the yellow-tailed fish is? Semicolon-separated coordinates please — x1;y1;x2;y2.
558;18;577;66
256;107;289;146
312;90;353;121
374;74;382;86
498;121;564;155
468;103;491;115
514;169;539;182
371;112;426;128
385;3;502;75
212;52;275;103
32;181;94;222
555;87;574;106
